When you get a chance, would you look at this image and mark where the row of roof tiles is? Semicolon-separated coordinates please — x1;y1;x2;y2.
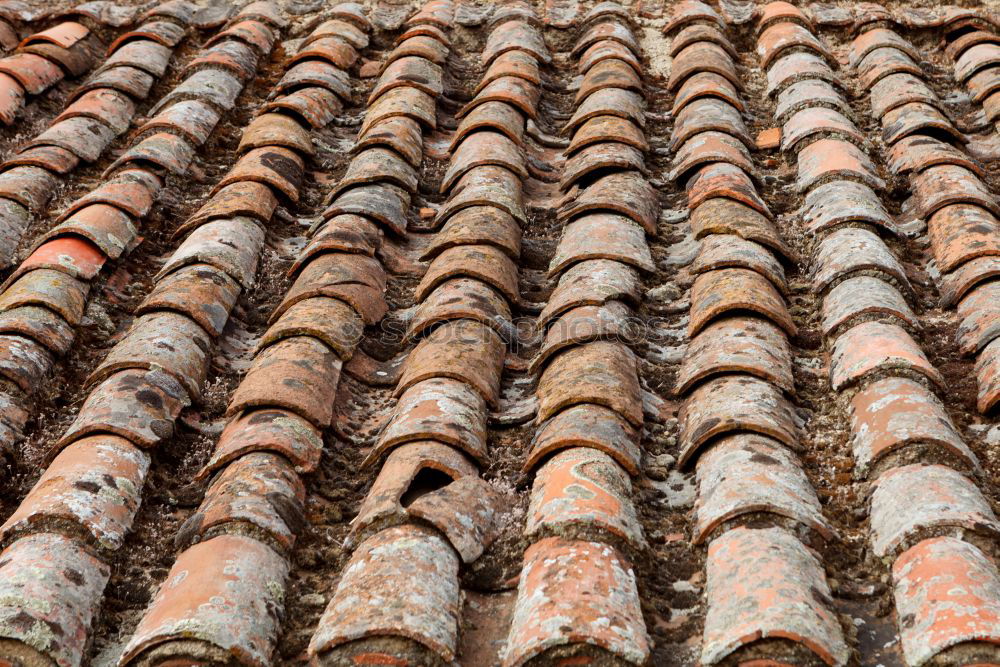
661;1;1000;664
0;1;310;664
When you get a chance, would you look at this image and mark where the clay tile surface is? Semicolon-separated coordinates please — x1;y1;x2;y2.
782;107;865;153
436;164;526;225
821;276;918;336
559;170;659;234
796;137;883;192
567;114;647;155
702;526;849;666
58;368;190;450
443;131;527;193
0;268;89;325
892;537;1000;666
678;316;793;394
461;75;541;120
957;280;1000;355
689;268;795;337
888;135;985;178
536;340;642;426
451;101;525;152
669;24;737;59
371;377;488;465
103;131;196;177
857;46;921;88
228;335;342;427
482;20;550;65
831;321;943;390
549;213;654;276
76;65;155;100
408;277;513;341
576;56;643;104
775;78;848;123
0;532;109;667
765;50;836;96
956;42;1000;82
690;197;791;259
180;451;304;550
691;234;787;293
538;259;641;330
940;255;1000;308
882;101;963;146
687;162;772;218
274;60;350;100
914;165;999;220
503;536;649;665
579;39;642;75
813;227;909;293
238;112;313;156
157;217;263;289
0;434;148;551
0;53;63;95
678;375;799;467
850;27;919;67
667;42;740;93
309;524;460;663
670;98;753;152
870;72;940;119
526;447;645;550
694;433;832;543
528;403;640;476
416;243;519;303
423;205;520;260
54;88;135;136
871;463;998;557
121;534;289;667
397;319;504;406
348;442;492;557
851;376;975;479
664;0;724;34
368;55;443;103
88;311;211;400
137;265;238;339
290;36;357;70
800;179;896;235
757;21;832;69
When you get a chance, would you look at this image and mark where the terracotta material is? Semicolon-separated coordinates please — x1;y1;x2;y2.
0;434;148;550
503;537;649;665
702;526;849;666
694;433;832;543
121;535;289;667
679;375;799;467
830;321;943;390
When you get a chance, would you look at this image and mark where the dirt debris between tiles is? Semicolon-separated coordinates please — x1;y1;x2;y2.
0;0;1000;666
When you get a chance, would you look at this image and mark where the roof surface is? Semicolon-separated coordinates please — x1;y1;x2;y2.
0;0;997;665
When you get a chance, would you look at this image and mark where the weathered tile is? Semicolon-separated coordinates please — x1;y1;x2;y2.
678;316;793;394
702;526;848;666
850;377;975;478
537;340;642;426
538;259;641;330
694;433;832;543
408;278;513;341
831;321;943;390
0;434;148;550
59;368;189;450
0;533;109;667
371;377;488;465
892;537;1000;666
812;227;909;293
309;525;460;664
679;375;799;467
228;336;342;428
503;536;649;665
822;276;917;336
689;268;794;337
121;534;288;667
